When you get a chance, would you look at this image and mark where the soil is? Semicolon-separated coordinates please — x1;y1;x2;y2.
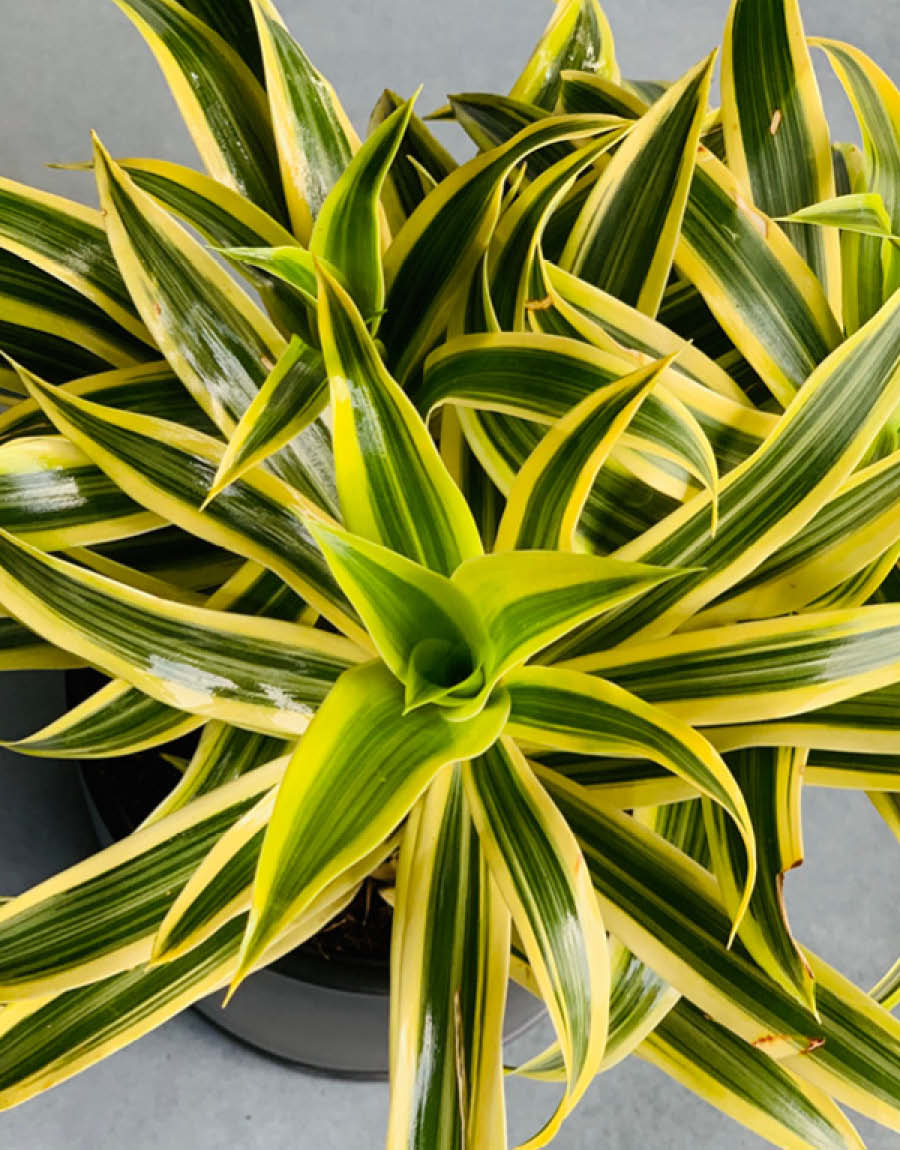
70;670;393;969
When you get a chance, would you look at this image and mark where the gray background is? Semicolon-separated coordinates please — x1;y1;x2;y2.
2;0;900;1146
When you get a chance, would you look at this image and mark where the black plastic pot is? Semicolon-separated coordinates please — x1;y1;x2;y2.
70;670;545;1077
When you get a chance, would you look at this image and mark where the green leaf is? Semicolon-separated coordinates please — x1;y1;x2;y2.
453;551;682;686
91;138;336;513
316;263;482;575
0;759;284;998
640;999;864;1150
206;335;327;502
110;0;286;222
463;737;608;1148
387;770;509;1150
494;354;676;548
233;661;510;985
510;0;618;110
562;53;715;316
381;112;624;383
305;519;487;710
250;0;359;240
548;280;900;655
0;432;159;550
721;0;841;317
507;665;757;932
779;192;897;237
0;525;363;735
310;93;416;319
17;365;362;641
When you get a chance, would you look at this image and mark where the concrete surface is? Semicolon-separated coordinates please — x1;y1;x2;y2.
1;0;900;1146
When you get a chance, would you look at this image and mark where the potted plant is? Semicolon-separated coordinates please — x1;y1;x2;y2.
1;0;900;1144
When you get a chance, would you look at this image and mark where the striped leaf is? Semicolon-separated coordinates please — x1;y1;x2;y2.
453;551;682;689
494;355;676;549
250;0;359;241
0;433;159;550
176;0;263;80
0;890;357;1112
721;0;841;316
110;0;285;222
0;613;83;671
541;262;754;407
699;448;900;625
548;776;900;1131
419;333;724;510
510;0;618;110
704;747;815;1010
0;758;284;998
505;665;757;931
306;520;487;710
562;53;714;316
814;40;900;321
573;605;900;727
381;112;624;383
152;792;393;964
368;89;457;230
548;281;900;655
206;336;327;502
489;139;614;331
463;737;608;1148
779;192;896;237
0;249;151;372
677;150;841;407
317;264;482;575
640;999;864;1150
387;769;509;1150
233;661;510;985
16;368;363;641
310;93;415;319
0;527;363;735
91;139;336;513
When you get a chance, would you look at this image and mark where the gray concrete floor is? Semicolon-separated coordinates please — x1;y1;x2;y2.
2;0;900;1145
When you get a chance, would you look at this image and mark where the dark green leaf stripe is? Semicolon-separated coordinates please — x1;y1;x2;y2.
111;0;287;222
548;284;900;655
547;778;900;1126
0;322;111;386
177;0;264;81
0;529;363;735
87;525;239;591
444;95;569;177
722;0;839;303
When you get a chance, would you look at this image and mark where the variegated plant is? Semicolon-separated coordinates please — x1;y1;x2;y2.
1;0;900;1145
